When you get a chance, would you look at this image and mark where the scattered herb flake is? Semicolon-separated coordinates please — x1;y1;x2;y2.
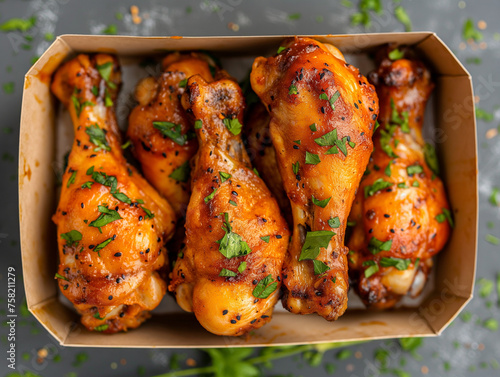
223;117;243;135
204;188;217;203
217;213;252;259
364;178;393;197
153;121;190;146
86;124;110;151
388;48;405;60
328;217;340;229
311;195;331;208
219;171;231;183
463;18;483;42
368;236;393;255
260;236;270;243
219;268;237;277
60;230;82;247
380;257;411;270
305;151;321;165
169;161;191;182
252;274;278;298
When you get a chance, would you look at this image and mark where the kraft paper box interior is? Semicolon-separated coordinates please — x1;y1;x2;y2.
19;33;478;348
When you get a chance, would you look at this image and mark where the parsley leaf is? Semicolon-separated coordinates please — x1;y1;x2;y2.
368;236;393;254
169;161;191;182
312;259;330;275
394;5;412;32
319;90;341;110
219;268;237;277
55;273;69;281
194;119;203;129
0;16;36;32
153;121;190;146
141;206;155;219
328;217;341;228
292;161;300;175
289;84;298;95
305;151;321;165
312;195;331;208
81;181;93;189
260;236;270;243
252;275;278;299
217;213;252;259
60;230;82;247
299;230;335;261
219;171;231;183
436;208;454;227
85;124;110;151
384;161;392;177
277;46;286;54
67;170;77;188
89;205;122;232
223;117;243;136
406;164;423;176
93;237;114;256
424;143;440;175
364;261;379;278
388;48;404;60
94;324;109;332
463;18;483;42
238;261;247;273
380;257;411;270
204;188;217;203
364;178;393;197
178;78;188;88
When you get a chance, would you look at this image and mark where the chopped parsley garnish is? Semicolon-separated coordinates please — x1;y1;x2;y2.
299;230;336;265
105;93;114;107
194;119;203;129
394;5;412;31
292;161;300;175
314;129;354;157
85;124;110;151
0;16;36;32
252;275;278;299
398;182;409;189
260;236;270;243
293;140;301;145
153;121;192;146
312;260;330;275
328;217;340;228
305;151;321;165
238;261;247;273
223;117;243;135
71;96;94;117
121;140;131;149
60;230;82;247
112;192;131;204
81;181;93;189
312;195;331;208
219;171;231;183
169;161;191;182
67;170;77;188
309;123;317;132
363;260;379;278
490;188;500;206
89;205;122;232
424;143;440;175
277;46;286;54
141;206;155;219
388;48;404;60
93;312;105;320
229;200;237;206
368;236;393;254
463;18;483;42
93;237;114;256
289;84;298;95
390;99;409;133
219;268;237;277
91;85;99;96
407;164;423;176
476;108;494;122
204;188;217;203
384;161;392;177
380;257;411;270
55;273;69;281
319;90;341;110
178;78;188;88
364;178;393;197
217;213;252;259
379;128;398;158
96;61;117;88
412;181;420;187
94;324;109;332
435;208;454;227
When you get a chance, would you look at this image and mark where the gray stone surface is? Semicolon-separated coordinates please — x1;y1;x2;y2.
1;0;499;376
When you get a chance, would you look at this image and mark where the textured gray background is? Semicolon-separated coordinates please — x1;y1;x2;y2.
1;0;500;376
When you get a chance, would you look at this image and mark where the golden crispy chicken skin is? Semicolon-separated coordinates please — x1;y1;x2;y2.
347;47;452;309
168;73;290;336
251;37;378;321
51;54;176;333
127;53;216;217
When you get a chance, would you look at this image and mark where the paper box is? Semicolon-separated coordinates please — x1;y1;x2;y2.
19;32;477;347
